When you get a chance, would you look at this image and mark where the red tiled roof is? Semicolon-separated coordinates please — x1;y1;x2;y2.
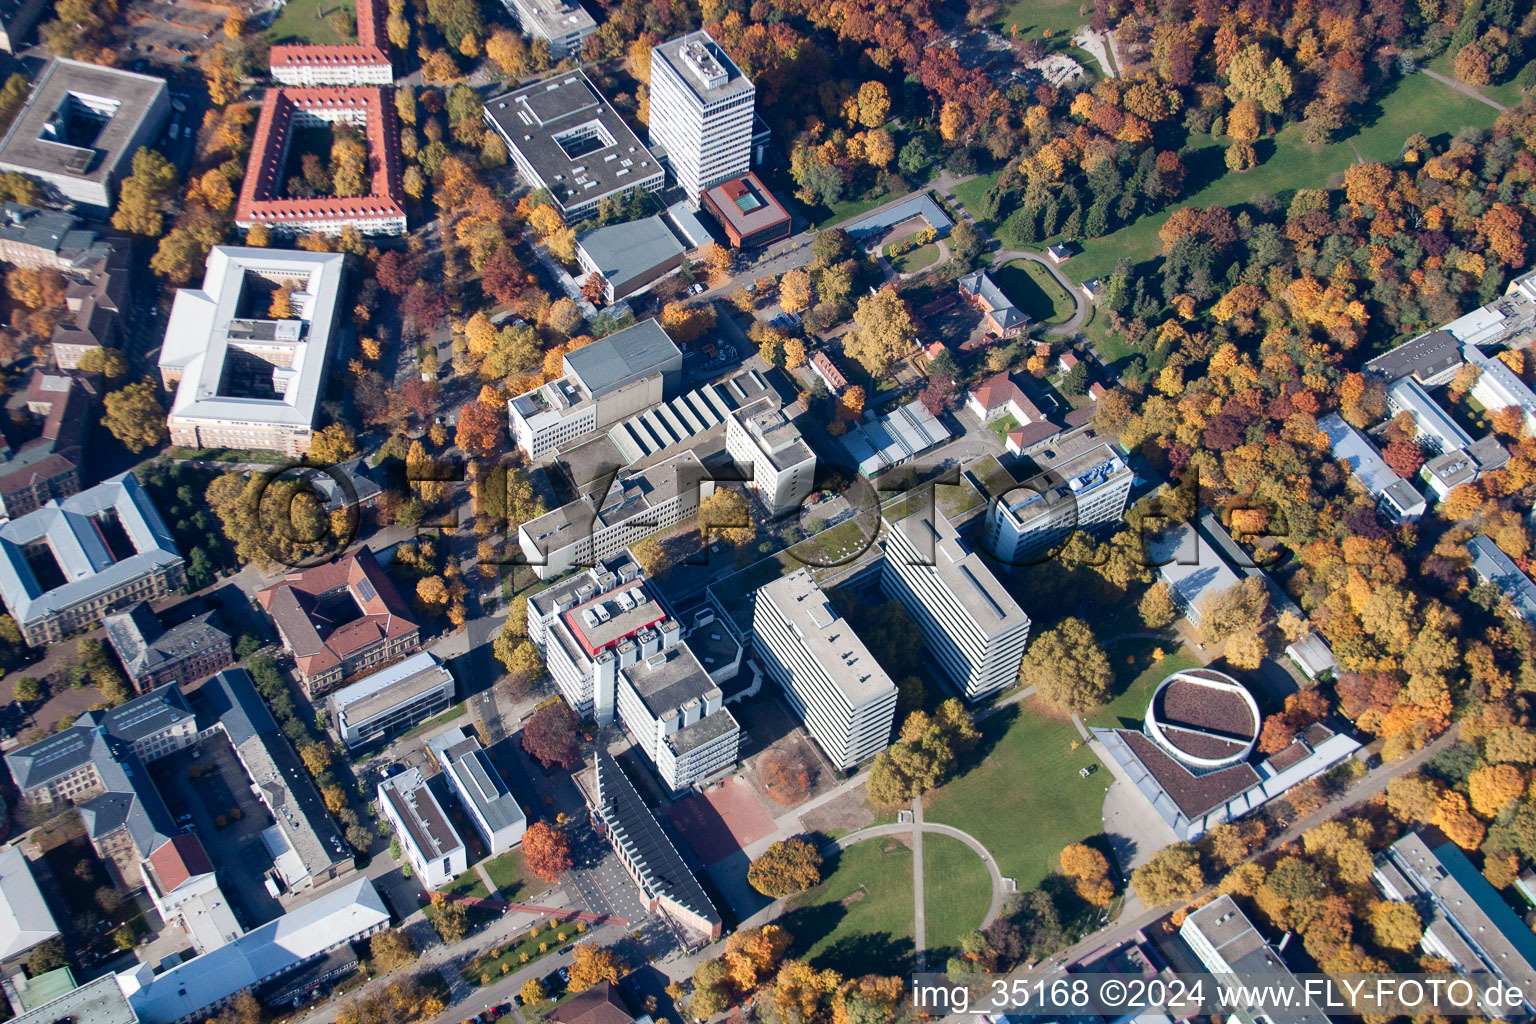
969;371;1023;412
256;548;418;679
148;835;214;893
235;86;405;229
1059;351;1080;369
270;0;388;67
1119;729;1261;819
811;351;847;391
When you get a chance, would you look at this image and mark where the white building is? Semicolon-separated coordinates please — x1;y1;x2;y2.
142;835;243;955
881;505;1030;701
725;397;817;518
327;651;456;750
648;32;756;202
508;318;683;460
754;569;897;770
1318;412;1427;522
982;437;1132;567
1179;895;1332;1024
1466;342;1536;436
498;0;595;58
616;643;740;792
378;768;466;889
158;247;346;457
0;845;59;967
427;725;526;855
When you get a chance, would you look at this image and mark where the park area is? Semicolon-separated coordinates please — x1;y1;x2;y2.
991;259;1076;325
1086;639;1203;733
268;0;357;46
890;243;942;274
782;838;916;976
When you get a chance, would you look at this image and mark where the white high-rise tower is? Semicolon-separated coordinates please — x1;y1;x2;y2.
648;31;755;202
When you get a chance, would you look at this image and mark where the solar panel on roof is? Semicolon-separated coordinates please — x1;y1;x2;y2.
355;578;377;602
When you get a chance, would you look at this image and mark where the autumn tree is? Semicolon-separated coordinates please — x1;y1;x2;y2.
369;929;416;972
780;269;814;314
522;702;580;769
725;924;793;992
867;700;980;806
748;839;823;897
1369;900;1422;952
112;148;178;236
455;400;504;455
1019;617;1112;713
308;423;359;464
523;821;573;882
567;943;627;992
845;288;916;380
427;891;468;943
522;978;549;1005
1130;842;1205;906
1139;582;1179;629
632;536;672;578
103;379;168;453
699;487;754;546
1469;764;1527;818
1060;843;1114;907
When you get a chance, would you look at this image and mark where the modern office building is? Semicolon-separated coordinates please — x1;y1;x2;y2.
508;318;683;459
268;0;391;85
881;505;1030;701
235;87;406;237
7;974;136;1024
588;750;722;938
724;397;816;517
378;767;466;889
519;448;711;579
575;215;686;304
158;247;347;456
426;725;526;855
1465;342;1536;436
327;651;456;749
1180;895;1332;1024
1318;412;1427;522
484;72;664;220
256;547;421;696
0;59;169;212
648;32;755;202
0;370;94;520
1374;831;1536;1015
102;602;233;693
1386;377;1474;454
754;569;897;769
615;642;740;792
700;173;790;248
497;0;595;58
982;437;1132;566
0;473;185;646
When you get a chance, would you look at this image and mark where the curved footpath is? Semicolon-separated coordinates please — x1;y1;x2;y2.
988;248;1089;337
821;816;1009;931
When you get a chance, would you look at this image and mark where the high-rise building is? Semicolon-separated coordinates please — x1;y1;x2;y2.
754;569;897;769
881;506;1030;701
725;397;817;517
983;435;1133;567
648;32;755;202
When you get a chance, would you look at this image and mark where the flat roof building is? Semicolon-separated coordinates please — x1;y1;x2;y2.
982;435;1132;567
498;0;595;58
754;569;897;769
840;399;952;479
159;247;347;457
0;202;108;271
484;72;664;219
1180;895;1332;1024
427;725;526;855
724;397;816;517
1318;412;1427;522
575;216;686;304
648;32;755;203
1363;328;1464;386
328;651;456;749
102;602;233;693
700;173;790;249
882;505;1030;701
1466;342;1536;436
1469;534;1536;623
0;59;170;212
616;642;740;792
378;767;466;889
0;846;59;966
0;473;184;646
7;974;136;1024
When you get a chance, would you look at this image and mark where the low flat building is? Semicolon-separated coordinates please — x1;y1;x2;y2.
0;846;59;969
0;203;108;270
158;247;346;457
7;974;136;1024
1423;434;1508;499
616;642;740;792
882;505;1030;701
982;434;1132;567
256;547;421;697
328;651;456;749
141;834;242;955
121;877;388;1024
102;602;233;693
588;750;721;938
842;193;952;242
840;400;951;479
1180;895;1332;1024
958;270;1028;339
1386;377;1473;454
700;173;790;249
1147;520;1241;629
427;725;526;855
378;767;466;889
0;473;184;646
1363;328;1464;386
1318;412;1426;522
0;59;169;212
575;216;686;304
1469;534;1536;622
498;0;595;58
508;318;683;460
754;569;897;769
484;72;664;220
0;370;94;520
1374;831;1536;1016
605;365;772;464
724;397;816;517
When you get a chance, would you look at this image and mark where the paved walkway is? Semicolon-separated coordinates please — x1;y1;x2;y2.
911;797;926;971
1421;68;1507;111
821;817;1008;931
988;249;1089;337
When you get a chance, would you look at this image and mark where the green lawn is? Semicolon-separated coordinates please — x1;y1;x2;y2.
268;0;356;46
1424;51;1526;110
441;873;489;900
989;0;1088;48
783;837;916;977
925;702;1103;891
993;259;1076;324
923;834;992;961
1086;640;1202;732
892;243;942;274
953;171;1003;227
461;918;582;987
396;704;466;742
1349;71;1504;162
987;413;1021;442
483;850;529;900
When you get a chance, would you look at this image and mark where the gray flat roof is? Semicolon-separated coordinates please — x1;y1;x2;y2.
328;651;454;727
1318;412;1426;516
564;317;681;397
651;31;756;106
731;396;814;472
576;216;684;295
1363;328;1462;382
1470;534;1536;622
759;569;896;705
621;643;719;719
885;505;1027;635
668;705;739;755
0;59;167;185
380;767;463;861
427;726;526;836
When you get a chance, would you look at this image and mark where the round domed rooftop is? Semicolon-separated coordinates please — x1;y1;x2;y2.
1145;667;1260;770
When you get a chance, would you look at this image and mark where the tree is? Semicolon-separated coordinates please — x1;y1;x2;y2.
748;838;823;897
112;148;177;236
1369;900;1422;952
427;891;468;943
581;273;608;305
1198;576;1269;644
845;288;916;380
1139;582;1178;629
1060;843;1114;907
523;821;573;882
12;677;41;703
699;487;754;547
103;379;167;454
522;702;580;768
1130;842;1205;906
370;929;416;972
455;400;504;456
780;269;814;313
868;700;980;805
77;346;127;379
299;741;332;777
1224;628;1267;670
308;423;358;464
725;925;793;992
1469;764;1527;818
521;978;549;1005
26;937;65;976
631;536;672;578
689;958;735;1017
1019;618;1112;713
567;943;627;992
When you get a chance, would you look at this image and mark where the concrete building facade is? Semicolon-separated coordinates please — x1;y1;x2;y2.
648;32;755;201
378;767;466;889
724;397;816;518
327;651;456;749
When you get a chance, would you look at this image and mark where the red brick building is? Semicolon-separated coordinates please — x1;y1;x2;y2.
700;173;791;248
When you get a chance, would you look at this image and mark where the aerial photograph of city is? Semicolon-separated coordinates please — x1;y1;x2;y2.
0;0;1531;1022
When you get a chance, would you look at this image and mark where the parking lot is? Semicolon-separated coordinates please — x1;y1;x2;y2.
149;735;287;927
121;0;225;66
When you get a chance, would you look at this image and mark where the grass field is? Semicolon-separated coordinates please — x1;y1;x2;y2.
925;702;1103;891
923;834;992;961
993;259;1076;324
441;873;489;900
483;850;529;901
783;838;916;977
1086;639;1203;732
1424;51;1526;110
893;243;942;274
268;0;356;45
